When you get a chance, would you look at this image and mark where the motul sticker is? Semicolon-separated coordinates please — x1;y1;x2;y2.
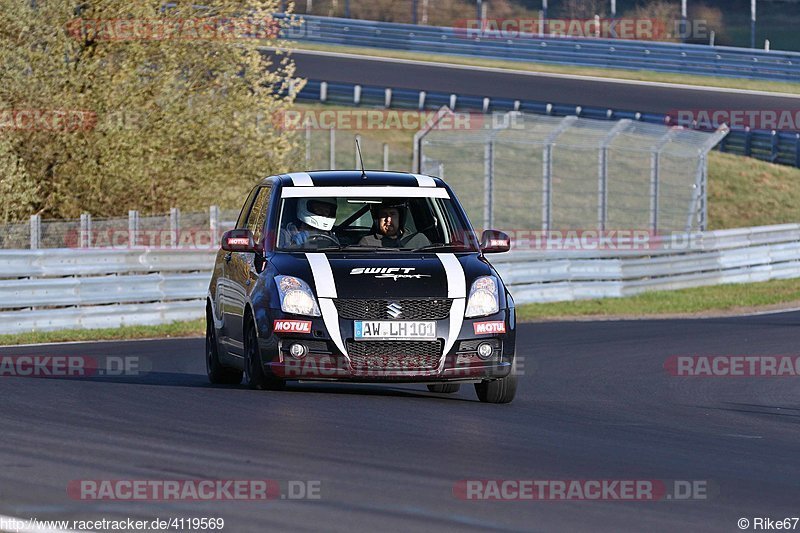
273;320;312;334
473;321;506;334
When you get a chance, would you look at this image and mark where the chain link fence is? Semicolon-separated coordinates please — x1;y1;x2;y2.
416;109;728;235
9;207;241;250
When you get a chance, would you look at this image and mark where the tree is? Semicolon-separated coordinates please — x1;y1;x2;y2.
0;0;305;221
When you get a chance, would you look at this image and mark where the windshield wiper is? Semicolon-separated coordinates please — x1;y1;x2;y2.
409;243;471;252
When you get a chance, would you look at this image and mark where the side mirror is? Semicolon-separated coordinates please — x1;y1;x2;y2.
221;229;262;253
480;230;511;253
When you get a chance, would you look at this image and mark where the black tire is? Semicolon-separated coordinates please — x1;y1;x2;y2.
244;318;285;391
427;383;461;394
206;311;243;385
474;358;518;404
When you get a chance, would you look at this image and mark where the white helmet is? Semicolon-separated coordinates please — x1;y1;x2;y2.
297;198;337;231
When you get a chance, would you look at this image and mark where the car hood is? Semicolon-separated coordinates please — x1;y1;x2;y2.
271;251;492;299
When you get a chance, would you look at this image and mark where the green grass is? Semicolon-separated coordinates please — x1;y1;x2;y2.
516;278;800;321
0;319;204;347
707;151;800;230
291;42;800;96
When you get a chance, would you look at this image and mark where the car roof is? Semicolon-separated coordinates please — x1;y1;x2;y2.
264;171;444;188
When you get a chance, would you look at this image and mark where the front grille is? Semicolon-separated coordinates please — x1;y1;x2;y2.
334;299;452;320
346;340;443;371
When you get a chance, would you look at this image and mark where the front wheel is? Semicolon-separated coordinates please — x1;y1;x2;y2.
206;313;242;385
474;358;517;404
244;320;285;391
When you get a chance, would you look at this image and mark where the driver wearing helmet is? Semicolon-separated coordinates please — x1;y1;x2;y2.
281;197;339;247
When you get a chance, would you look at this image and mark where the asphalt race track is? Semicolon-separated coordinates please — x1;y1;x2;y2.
289;50;800;114
1;311;799;532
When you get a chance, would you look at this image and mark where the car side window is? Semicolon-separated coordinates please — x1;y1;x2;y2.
236;186;260;229
245;186;271;244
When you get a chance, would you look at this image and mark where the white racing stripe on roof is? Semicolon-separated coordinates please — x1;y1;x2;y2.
413;174;436;187
287;172;314;186
437;253;466;357
282;186;449;198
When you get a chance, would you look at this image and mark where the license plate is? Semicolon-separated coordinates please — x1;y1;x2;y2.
354;321;436;341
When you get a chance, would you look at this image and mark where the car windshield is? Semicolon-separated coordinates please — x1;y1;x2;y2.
275;193;480;252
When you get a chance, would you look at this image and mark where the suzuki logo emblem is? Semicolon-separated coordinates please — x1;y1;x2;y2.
387;302;403;319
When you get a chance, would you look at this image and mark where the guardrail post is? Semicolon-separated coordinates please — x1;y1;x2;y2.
483;135;495;230
384;88;392;108
128;210;139;248
383;143;389;170
319;81;327;103
29;214;40;250
305;123;311;165
771;130;779;162
354;84;361;105
329;128;336;170
744;130;753;157
80;213;92;248
795;134;800;168
209;206;220;247
418;91;426;110
169;207;180;248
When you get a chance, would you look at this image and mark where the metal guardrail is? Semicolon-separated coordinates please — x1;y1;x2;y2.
1;224;800;334
491;224;800;303
284;15;800;82
295;79;800;169
0;248;216;334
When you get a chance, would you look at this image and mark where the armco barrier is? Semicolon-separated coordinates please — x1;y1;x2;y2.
1;224;800;334
294;79;800;169
282;15;800;82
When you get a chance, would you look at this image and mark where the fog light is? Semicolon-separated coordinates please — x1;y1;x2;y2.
289;343;307;359
477;342;493;359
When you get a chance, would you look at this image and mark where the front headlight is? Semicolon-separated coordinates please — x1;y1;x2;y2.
275;276;321;316
465;276;500;318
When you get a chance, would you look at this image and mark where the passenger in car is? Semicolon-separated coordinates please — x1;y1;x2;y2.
358;200;431;248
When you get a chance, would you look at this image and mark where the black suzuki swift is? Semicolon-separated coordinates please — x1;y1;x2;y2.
206;171;518;403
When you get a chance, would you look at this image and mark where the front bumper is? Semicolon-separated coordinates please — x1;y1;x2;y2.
258;307;516;383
